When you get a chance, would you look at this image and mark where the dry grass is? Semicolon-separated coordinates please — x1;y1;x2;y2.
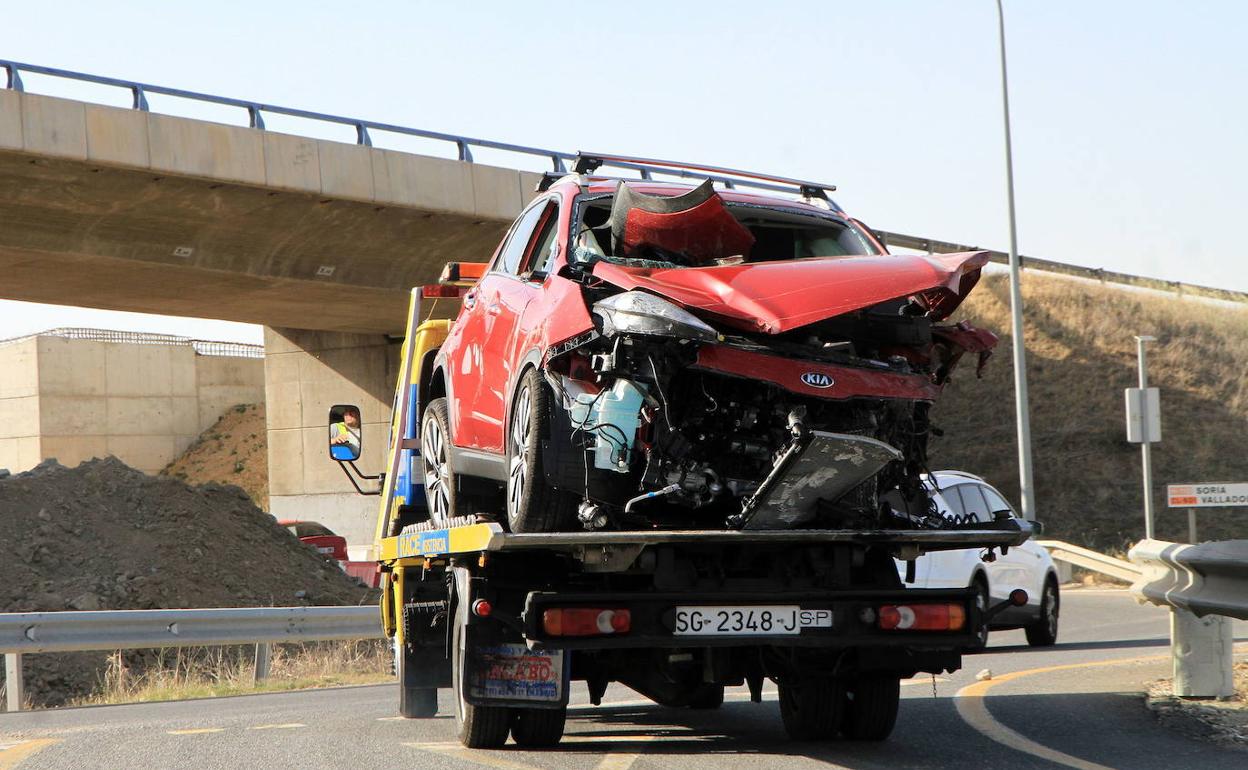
930;273;1248;551
70;640;392;706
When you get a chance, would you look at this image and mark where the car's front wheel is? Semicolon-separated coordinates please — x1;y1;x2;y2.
505;369;578;533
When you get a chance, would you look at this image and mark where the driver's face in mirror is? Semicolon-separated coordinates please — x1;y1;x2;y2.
329;405;362;461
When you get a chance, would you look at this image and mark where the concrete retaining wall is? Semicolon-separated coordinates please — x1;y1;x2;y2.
0;335;264;475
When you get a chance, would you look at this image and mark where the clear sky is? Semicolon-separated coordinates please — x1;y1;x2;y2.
3;0;1245;344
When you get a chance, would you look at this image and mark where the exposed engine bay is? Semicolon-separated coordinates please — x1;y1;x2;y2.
541;180;998;532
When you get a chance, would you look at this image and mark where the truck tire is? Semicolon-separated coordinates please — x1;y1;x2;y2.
1024;578;1059;647
842;675;900;741
505;369;578;533
778;677;845;741
396;639;438;718
511;707;566;747
452;568;512;748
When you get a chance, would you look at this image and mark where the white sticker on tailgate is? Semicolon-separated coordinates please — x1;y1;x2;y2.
673;606;833;636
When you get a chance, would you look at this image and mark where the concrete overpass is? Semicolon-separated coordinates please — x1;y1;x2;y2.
0;67;558;546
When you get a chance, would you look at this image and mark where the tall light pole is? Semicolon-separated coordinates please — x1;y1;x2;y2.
995;0;1037;520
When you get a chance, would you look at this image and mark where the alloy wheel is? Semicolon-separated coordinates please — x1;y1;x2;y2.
507;385;532;523
422;414;450;521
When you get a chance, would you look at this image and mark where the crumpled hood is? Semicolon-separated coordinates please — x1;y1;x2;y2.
591;251;990;334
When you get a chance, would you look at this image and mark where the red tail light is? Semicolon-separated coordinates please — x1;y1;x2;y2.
421;284;464;298
878;603;966;631
542;608;631;637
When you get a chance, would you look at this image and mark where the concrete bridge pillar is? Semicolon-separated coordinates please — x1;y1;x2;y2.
264;326;398;554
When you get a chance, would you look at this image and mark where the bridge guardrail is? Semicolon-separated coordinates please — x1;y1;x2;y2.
2;58;1246;304
1;606;384;712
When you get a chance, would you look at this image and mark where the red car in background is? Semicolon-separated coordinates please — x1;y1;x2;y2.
418;155;996;535
279;519;380;586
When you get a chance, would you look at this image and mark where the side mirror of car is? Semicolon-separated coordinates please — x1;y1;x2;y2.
328;404;362;462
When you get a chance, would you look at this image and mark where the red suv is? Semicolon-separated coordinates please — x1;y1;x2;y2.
420;155;995;534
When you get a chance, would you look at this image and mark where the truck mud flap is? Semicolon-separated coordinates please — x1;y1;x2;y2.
463;643;569;710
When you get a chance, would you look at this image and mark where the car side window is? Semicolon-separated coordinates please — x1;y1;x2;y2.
524;201;561;278
981;486;1016;518
958;484;991;523
940;486;968;518
495;200;549;276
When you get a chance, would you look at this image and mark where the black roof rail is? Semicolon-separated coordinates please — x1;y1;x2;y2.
572;152;842;211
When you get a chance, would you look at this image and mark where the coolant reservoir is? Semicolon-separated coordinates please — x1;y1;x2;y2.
571;379;646;472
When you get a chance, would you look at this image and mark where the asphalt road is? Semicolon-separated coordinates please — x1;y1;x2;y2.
2;588;1244;770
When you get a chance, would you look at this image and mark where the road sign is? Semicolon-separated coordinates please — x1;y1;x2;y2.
1125;387;1161;443
1167;483;1248;508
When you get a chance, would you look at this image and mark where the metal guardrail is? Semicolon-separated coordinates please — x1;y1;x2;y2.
878;232;1248;305
1128;539;1248;621
1127;538;1247;698
0;327;263;358
1037;540;1142;583
1;606;383;712
2;59;1241;303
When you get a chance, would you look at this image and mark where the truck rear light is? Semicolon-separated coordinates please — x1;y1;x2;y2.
471;599;492;617
421;284;463;298
542;608;631;636
878;603;966;631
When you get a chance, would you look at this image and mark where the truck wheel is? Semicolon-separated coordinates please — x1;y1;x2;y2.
688;684;725;710
396;638;438;718
422;398;487;524
506;369;578;533
511;707;566;747
778;677;845;740
1024;578;1059;647
842;675;900;741
452;569;511;748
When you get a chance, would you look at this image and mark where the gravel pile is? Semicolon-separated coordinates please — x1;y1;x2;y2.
0;457;373;707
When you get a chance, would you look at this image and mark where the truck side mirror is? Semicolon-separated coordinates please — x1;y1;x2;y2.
328;404;362;462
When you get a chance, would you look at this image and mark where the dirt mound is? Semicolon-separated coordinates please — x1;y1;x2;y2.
162;403;268;509
930;272;1248;551
0;457;373;707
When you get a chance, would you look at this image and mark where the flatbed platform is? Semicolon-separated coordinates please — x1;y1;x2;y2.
379;521;1036;561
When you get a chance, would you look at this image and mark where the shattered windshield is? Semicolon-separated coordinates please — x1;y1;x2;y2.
573;188;880;268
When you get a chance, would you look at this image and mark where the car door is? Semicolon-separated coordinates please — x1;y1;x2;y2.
980;483;1047;605
958;482;1031;605
447;200;546;451
469;199;550;453
920;485;977;589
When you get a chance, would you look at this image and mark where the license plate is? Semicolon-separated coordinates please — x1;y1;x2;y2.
468;644;564;702
673;606;833;636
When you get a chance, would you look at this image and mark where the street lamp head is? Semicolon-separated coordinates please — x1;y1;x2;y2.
1135;335;1157;343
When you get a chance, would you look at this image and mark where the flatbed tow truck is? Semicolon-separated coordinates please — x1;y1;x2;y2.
337;285;1036;749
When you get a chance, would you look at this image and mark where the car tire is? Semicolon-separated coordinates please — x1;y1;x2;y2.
778;676;845;741
510;707;566;747
967;575;990;651
842;675;900;741
1024;578;1060;647
505;369;579;533
452;568;512;748
421;398;489;525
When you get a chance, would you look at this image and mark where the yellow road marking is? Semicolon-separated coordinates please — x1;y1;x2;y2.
403;742;540;770
166;728;225;735
588;734;654;770
0;739;57;770
954;646;1248;770
247;723;306;730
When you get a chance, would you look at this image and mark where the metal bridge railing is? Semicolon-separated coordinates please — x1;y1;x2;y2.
0;328;263;358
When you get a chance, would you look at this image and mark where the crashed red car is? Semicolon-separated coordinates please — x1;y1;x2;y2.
420;163;996;533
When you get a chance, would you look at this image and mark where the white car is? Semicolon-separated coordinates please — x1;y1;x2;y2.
894;471;1060;648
